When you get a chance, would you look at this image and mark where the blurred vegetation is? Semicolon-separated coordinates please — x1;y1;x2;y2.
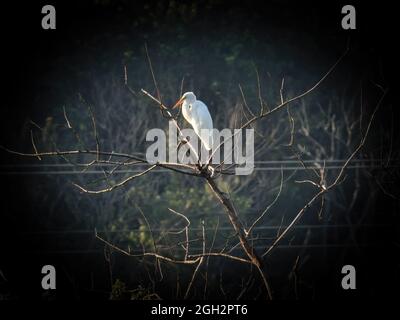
11;0;392;299
110;279;160;300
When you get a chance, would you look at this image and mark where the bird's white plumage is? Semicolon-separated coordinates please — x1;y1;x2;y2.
180;92;214;150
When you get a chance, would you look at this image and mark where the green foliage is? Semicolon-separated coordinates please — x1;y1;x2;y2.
110;279;161;300
110;279;128;300
104;173;252;248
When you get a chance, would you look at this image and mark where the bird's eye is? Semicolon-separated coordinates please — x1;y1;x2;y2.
189;104;192;109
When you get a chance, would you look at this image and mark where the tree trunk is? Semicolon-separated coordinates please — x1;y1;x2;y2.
206;176;273;299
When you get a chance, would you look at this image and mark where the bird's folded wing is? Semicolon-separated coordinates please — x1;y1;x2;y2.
193;101;214;150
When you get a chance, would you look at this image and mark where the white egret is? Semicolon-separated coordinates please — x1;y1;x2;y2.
173;92;214;151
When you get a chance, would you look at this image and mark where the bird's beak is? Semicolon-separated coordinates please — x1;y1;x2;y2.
172;97;184;109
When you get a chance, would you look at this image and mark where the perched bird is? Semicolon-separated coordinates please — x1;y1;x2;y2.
173;92;214;151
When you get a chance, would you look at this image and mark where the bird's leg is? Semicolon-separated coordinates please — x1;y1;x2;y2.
207;152;215;177
198;147;202;167
198;145;209;170
199;147;215;177
196;148;207;174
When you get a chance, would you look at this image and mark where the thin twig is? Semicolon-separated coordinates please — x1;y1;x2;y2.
262;88;387;258
30;130;41;160
145;43;164;109
184;220;205;299
246;167;284;236
95;232;199;265
167;208;191;234
72;165;156;194
208;48;349;165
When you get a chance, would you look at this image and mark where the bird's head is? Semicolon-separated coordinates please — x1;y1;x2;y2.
172;92;196;109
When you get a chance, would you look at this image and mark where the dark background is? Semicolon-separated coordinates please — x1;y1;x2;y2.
0;0;398;301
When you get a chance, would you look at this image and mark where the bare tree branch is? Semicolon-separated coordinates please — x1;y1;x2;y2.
72;165;157;194
262;88;387;258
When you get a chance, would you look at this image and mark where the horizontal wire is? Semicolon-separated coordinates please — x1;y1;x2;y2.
0;165;396;175
18;224;391;235
0;158;392;167
23;243;385;256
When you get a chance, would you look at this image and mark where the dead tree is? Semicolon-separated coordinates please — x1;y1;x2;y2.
1;45;388;300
